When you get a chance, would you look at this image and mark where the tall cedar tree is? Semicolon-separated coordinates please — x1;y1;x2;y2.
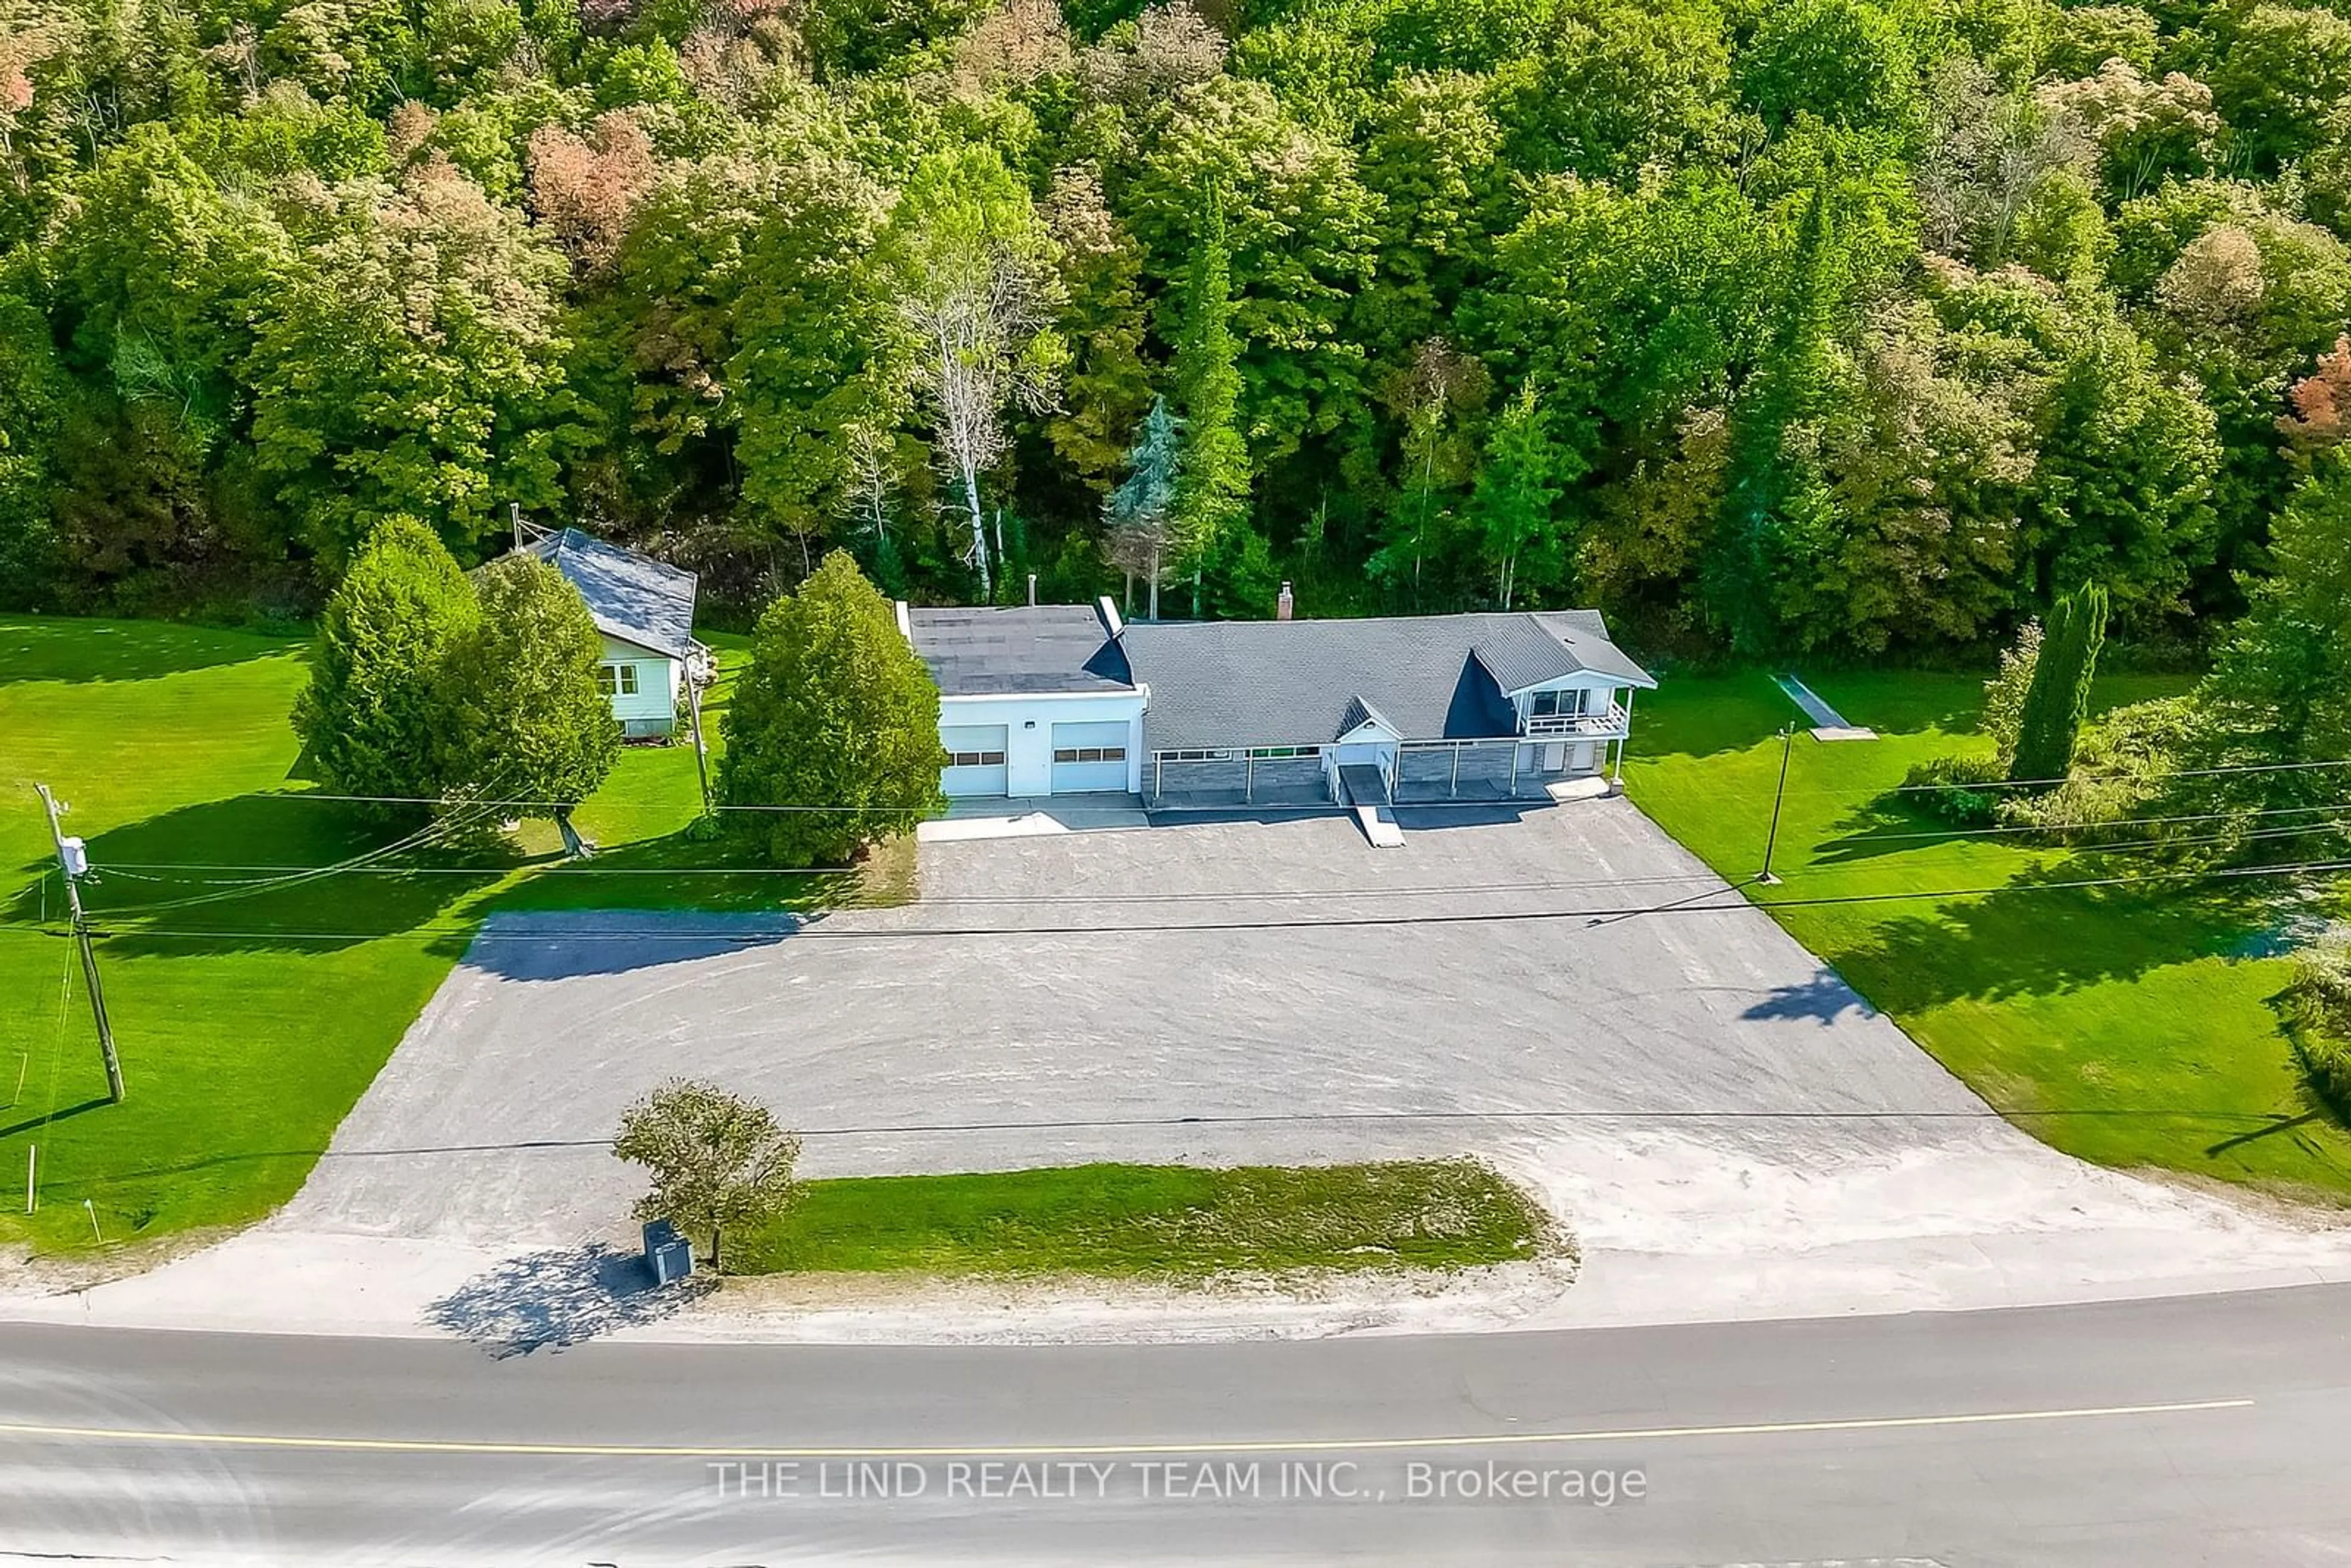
1104;395;1183;618
1169;189;1250;616
718;550;948;865
291;515;478;809
2008;580;2110;784
437;553;620;823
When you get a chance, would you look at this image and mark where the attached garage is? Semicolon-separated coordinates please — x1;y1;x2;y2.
940;724;1008;797
1050;720;1131;793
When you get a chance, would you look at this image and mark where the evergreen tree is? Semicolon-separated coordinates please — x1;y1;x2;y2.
437;552;619;839
1469;383;1582;608
1104;396;1183;619
291;515;478;809
2008;580;2110;784
718;550;947;865
2208;466;2351;765
1169;188;1251;618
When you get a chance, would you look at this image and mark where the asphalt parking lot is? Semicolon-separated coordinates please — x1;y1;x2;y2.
281;798;2019;1246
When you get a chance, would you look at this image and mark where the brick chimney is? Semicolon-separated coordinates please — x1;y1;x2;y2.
1277;581;1294;621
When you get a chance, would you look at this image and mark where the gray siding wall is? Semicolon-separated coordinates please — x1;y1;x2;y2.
1146;754;1327;803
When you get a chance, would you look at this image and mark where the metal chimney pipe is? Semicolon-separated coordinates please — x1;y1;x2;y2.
1277;581;1294;621
1027;572;1038;607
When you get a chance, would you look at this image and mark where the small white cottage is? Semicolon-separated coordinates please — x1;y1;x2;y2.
521;526;708;738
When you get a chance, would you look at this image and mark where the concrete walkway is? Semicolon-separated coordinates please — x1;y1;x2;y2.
917;793;1149;841
1772;673;1878;741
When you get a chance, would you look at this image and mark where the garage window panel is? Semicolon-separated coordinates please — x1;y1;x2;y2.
948;749;1006;767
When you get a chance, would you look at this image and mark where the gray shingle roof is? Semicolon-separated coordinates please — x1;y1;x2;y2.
1532;610;1657;688
907;604;1136;696
521;528;699;661
1117;612;1652;752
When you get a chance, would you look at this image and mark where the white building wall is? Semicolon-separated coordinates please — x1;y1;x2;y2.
1508;672;1630;728
938;690;1149;795
598;634;680;736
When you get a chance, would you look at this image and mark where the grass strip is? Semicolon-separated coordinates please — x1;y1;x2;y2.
733;1158;1562;1278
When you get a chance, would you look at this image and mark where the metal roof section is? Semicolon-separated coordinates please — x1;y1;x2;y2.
904;603;1136;697
520;527;700;661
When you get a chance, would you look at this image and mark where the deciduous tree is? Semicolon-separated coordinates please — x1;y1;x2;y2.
885;144;1066;601
613;1078;801;1272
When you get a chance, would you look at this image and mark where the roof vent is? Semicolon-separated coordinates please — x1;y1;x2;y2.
1277;581;1294;621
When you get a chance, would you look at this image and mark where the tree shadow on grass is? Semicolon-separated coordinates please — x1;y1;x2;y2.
0;617;299;686
11;793;516;957
1758;862;2274;1015
424;1241;714;1357
473;825;855;918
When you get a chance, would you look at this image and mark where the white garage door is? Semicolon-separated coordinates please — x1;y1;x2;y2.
940;724;1008;797
1050;721;1130;793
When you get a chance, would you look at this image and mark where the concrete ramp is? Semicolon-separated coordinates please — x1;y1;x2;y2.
1338;763;1406;848
1772;674;1877;741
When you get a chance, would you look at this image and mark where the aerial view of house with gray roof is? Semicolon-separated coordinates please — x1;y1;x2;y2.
519;526;709;739
899;590;1655;812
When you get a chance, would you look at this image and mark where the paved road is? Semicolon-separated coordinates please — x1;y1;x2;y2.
284;803;2018;1244
4;1285;2348;1565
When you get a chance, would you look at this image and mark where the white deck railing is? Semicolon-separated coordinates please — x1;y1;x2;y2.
1523;703;1630;740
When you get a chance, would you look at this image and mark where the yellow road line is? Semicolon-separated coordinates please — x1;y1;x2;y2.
0;1398;2253;1461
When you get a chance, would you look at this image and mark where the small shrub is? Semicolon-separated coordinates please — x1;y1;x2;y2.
2287;939;2351;1112
1899;752;2008;825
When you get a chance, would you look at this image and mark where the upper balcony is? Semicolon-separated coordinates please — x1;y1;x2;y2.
1523;703;1630;741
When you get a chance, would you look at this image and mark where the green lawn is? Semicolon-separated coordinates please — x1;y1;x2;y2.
733;1159;1559;1278
1622;669;2351;1204
0;615;889;1256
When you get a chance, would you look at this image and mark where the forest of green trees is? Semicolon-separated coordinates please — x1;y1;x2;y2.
2;0;2350;658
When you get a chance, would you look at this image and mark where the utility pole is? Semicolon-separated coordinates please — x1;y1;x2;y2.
34;785;124;1104
1758;725;1794;887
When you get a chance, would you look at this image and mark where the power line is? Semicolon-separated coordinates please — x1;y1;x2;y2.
1878;752;2351;795
86;861;1730;899
1824;797;2351;847
57;855;2351;945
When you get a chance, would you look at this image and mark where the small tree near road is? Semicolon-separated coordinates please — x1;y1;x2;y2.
718;549;948;866
612;1079;802;1272
292;514;478;809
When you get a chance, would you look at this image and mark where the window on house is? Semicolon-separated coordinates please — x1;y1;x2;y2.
596;663;639;697
948;750;1006;768
1247;746;1322;760
1530;688;1588;718
1053;747;1127;763
1159;749;1234;762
